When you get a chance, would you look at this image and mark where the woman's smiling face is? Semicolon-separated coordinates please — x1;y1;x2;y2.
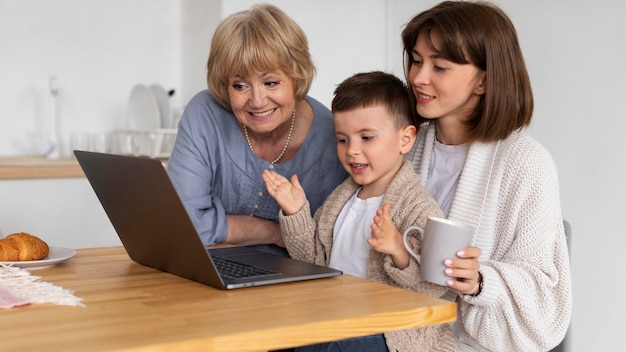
408;31;485;127
228;70;296;134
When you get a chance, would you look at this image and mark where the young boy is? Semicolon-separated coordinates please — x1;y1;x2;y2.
262;71;457;351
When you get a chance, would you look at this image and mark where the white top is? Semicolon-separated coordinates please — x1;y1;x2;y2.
329;189;383;278
426;139;469;216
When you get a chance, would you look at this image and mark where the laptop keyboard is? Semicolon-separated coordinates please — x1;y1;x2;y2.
212;255;280;279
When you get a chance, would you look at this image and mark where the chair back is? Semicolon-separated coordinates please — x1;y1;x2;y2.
550;219;572;352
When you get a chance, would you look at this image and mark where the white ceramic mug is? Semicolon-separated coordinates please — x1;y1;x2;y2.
402;217;474;286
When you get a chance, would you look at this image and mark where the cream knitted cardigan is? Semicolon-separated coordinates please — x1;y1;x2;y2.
406;122;572;351
278;160;458;352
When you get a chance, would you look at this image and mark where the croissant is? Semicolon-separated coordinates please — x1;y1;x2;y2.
0;232;50;261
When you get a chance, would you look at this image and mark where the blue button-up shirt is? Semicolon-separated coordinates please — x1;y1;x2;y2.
167;91;347;245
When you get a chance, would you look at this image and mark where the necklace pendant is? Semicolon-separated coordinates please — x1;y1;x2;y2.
268;163;275;170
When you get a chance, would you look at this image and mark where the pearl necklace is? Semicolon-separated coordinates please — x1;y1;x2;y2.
243;109;295;164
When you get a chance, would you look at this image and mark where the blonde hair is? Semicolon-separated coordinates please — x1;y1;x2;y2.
207;4;315;109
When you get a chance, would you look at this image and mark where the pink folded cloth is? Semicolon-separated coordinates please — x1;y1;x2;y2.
0;287;30;309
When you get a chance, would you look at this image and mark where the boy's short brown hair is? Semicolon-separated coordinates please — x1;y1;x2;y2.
332;71;413;129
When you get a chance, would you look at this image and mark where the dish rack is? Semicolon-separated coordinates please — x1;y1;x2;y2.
114;129;177;158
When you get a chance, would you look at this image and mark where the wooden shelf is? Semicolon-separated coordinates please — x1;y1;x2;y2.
0;156;84;180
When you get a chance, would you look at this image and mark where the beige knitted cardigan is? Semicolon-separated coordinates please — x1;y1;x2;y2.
278;160;458;351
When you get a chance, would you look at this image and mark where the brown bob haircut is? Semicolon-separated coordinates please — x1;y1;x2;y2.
206;4;315;110
401;1;533;143
332;71;413;130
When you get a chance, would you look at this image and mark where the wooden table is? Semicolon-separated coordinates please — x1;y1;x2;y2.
0;247;457;352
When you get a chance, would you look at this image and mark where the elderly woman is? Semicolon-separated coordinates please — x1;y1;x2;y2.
167;4;347;255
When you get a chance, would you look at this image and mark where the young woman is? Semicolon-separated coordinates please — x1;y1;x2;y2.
402;1;572;351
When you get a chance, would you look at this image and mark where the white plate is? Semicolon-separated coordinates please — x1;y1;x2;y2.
149;84;171;129
126;84;161;130
0;247;77;270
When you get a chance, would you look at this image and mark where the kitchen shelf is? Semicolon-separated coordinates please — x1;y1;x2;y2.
0;155;169;180
0;156;84;180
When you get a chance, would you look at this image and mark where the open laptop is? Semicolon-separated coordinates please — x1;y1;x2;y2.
74;150;342;289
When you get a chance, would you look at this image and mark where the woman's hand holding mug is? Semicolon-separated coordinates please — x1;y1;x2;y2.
402;217;474;287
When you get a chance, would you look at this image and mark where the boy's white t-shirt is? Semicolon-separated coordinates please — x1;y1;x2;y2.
329;189;383;278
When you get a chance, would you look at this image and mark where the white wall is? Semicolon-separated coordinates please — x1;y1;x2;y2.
0;0;182;157
180;0;221;104
0;178;117;248
1;0;625;350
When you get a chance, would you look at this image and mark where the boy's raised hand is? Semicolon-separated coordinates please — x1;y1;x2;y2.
369;203;410;269
262;170;307;216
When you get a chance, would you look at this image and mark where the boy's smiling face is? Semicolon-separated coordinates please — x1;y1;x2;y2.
334;105;416;199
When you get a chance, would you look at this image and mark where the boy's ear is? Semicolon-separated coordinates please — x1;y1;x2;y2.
400;125;417;155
